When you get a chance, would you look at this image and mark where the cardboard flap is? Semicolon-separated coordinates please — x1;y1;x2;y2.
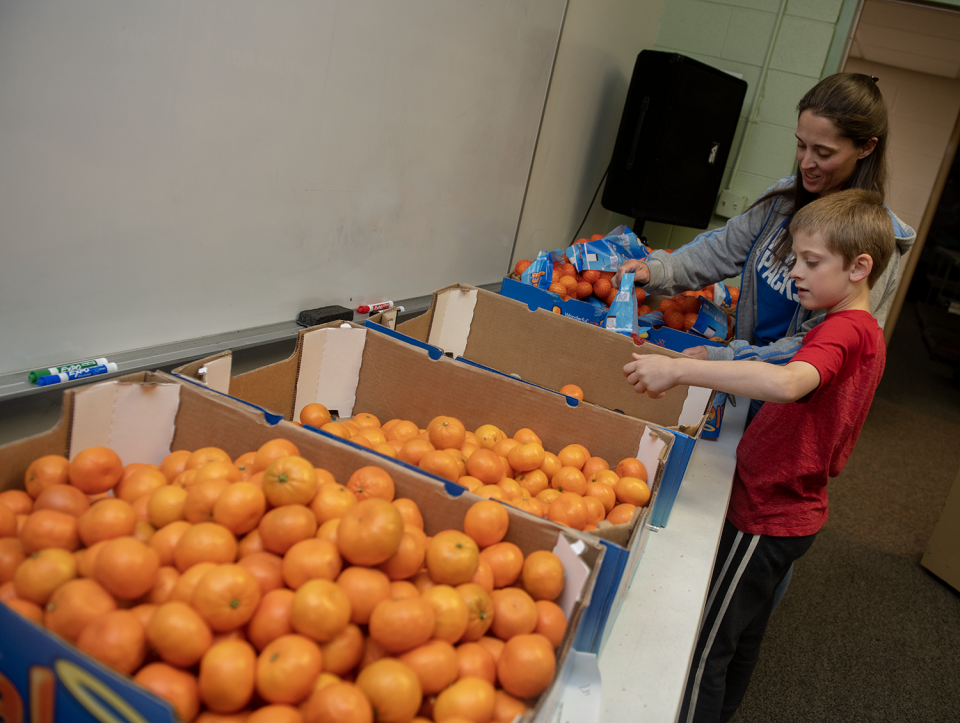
635;426;667;484
294;326;367;420
427;287;478;357
555;536;592;619
679;385;714;428
197;354;233;395
70;382;181;466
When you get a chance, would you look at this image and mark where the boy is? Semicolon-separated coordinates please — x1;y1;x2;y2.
622;189;895;723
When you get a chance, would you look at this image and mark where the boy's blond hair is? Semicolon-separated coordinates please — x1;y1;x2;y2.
789;189;894;288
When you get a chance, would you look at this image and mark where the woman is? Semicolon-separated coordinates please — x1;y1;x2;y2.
613;73;915;369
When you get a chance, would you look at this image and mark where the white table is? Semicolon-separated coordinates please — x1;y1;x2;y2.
596;398;748;722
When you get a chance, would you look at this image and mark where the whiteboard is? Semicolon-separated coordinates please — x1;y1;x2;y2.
0;0;566;376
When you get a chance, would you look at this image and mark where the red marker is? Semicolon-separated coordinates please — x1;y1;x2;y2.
357;301;394;314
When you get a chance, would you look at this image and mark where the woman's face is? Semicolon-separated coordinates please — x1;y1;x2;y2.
795;110;877;197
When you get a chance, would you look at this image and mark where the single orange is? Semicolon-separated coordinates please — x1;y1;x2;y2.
354;658;422;723
397;438;436;466
345;466;396;502
521;550;565;602
147;601;214;667
173;522;238;571
426;530;479;586
585;481;617;513
455;583;494;642
43;577;117;643
478;541;524;589
246;588;295;652
606;503;637;525
462;500;509;549
193;461;243;486
159;450;192;483
299;680;373;723
76;498;136;547
534;599;567;648
398;639;459;696
474;424;504;450
33;485;90;518
550;466;587;495
558;384;584;401
320;623;365;676
262;456;318;507
147;485;188;529
581;456;610;477
385;419;420;444
615;457;647;481
68;446;123;495
23;455;70;498
198;638;257;714
547;492;588;530
539;451;562;481
455;642;496;685
496;633;556;699
512;427;543;446
19;509;80;554
255;634;323;705
337;498;404;567
290;578;352;643
237;550;284;595
94;536;160;600
433;676;496;723
507;442;546;473
133;663;200;723
556;444;589;471
515;468;549;497
300;402;333;428
421;584;470;644
427;416;466;450
191;563;261;632
615;476;651;507
376;530;426;581
186;447;233;471
212;482;267;535
76;609;147;674
282;538;342;589
583;495;607;526
258;504;318;555
182;478;231;524
368;596;435;654
252;439;301;474
490;587;538;640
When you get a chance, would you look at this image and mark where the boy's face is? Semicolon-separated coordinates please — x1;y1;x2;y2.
789;229;853;311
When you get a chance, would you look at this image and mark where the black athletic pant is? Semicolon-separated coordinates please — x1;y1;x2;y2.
678;519;818;723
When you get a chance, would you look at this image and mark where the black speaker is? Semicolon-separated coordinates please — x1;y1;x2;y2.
601;51;748;230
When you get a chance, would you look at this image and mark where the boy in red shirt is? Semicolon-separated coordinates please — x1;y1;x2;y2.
623;189;895;723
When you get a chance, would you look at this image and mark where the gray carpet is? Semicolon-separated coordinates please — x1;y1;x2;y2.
732;302;960;722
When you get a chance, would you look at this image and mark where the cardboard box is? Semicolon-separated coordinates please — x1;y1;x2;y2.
499;276;608;325
921;465;960;593
0;373;607;722
369;283;714;529
172;322;675;653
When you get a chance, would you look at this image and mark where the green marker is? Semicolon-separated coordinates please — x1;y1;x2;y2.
28;357;110;384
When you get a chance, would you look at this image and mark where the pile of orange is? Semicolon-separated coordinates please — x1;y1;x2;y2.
0;440;576;723
299;407;651;533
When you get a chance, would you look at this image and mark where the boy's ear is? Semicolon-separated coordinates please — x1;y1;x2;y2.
850;253;873;283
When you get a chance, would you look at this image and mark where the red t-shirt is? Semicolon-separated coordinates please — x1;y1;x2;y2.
727;310;886;537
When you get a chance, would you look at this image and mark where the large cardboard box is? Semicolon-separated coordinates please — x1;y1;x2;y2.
0;373;607;722
369;283;714;529
172;322;676;654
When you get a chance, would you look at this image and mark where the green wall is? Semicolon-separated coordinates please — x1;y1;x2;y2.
625;0;850;249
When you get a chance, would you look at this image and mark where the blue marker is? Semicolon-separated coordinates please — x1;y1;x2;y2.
36;362;119;387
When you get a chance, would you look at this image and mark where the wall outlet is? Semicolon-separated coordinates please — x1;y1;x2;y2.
716;189;748;219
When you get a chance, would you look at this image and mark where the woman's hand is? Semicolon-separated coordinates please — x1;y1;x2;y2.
611;259;651;289
682;346;709;360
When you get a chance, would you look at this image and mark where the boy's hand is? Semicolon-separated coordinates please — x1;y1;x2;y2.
611;259;651;289
623;352;677;399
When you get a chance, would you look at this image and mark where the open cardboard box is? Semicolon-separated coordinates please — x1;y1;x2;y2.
172;322;676;654
368;283;714;528
0;373;607;722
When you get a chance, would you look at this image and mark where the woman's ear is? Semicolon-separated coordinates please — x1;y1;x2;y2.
858;137;879;159
850;253;873;283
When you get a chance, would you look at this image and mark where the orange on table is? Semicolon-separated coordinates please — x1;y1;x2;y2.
337;497;404;567
33;484;90;518
615;456;647;481
43;577;116;643
368;596;435;654
258;504;318;555
615;476;651;507
147;601;213;668
490;587;538;640
94;536;160;600
547;491;588;530
76;609;147;675
262;456;318;507
191;563;261;632
478;541;524;589
418;449;460;483
68;446;123;494
433;676;496;723
183;478;230;524
427;416;466;450
246;588;295;652
173;521;238;571
255;634;324;705
497;633;556;700
134;663;200;723
290;578;351;643
186;447;232;472
299;680;373;723
198;638;257;714
299;402;333;428
455;583;494;642
550;466;587;496
355;658;422;723
20;509;80;554
607;503;638;525
426;530;480;586
76;498;136;547
321;623;365;676
345;466;395;502
23;454;70;498
521;549;565;602
534;599;568;649
558;384;584;401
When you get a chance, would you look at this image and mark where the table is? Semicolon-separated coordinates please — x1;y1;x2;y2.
596;397;748;722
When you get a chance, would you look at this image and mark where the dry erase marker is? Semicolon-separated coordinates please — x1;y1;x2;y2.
357;301;394;314
28;357;110;383
36;362;118;387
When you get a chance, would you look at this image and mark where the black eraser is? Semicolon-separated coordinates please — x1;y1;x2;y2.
296;305;354;327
